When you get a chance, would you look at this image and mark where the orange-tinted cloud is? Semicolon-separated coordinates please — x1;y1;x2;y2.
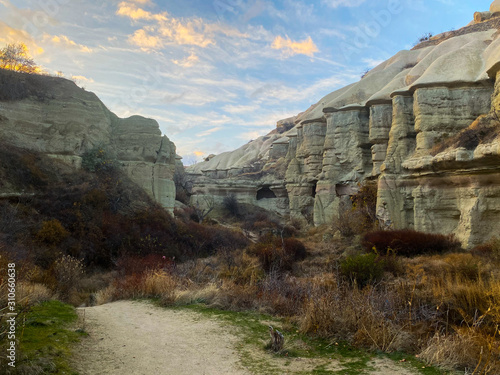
117;2;214;49
49;34;93;53
0;21;44;56
271;35;318;57
128;28;163;50
172;52;199;67
116;1;166;21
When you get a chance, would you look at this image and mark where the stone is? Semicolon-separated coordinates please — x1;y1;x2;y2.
490;0;500;13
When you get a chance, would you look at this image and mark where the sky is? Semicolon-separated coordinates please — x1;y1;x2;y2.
0;0;493;163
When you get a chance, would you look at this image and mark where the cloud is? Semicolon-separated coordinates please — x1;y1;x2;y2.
197;126;224;137
172;52;199;67
128;28;163;50
322;0;366;8
0;21;44;56
71;75;95;83
116;2;167;21
158;19;214;48
223;104;260;114
271;35;318;57
117;2;214;49
48;35;93;53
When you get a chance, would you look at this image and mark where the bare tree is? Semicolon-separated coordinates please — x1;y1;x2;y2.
0;43;39;73
193;196;215;223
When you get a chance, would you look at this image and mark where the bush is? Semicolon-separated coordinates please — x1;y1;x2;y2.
81;144;118;174
340;253;385;288
333;182;378;237
52;255;84;298
223;194;240;217
471;237;500;262
36;219;69;246
362;229;460;257
248;235;307;273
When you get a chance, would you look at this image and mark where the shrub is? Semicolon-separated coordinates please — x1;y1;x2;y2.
414;32;433;46
81;144;118;174
36;219;69;246
223;193;240;217
471;237;500;262
248;235;307;273
340;253;385;288
116;254;174;276
52;255;84;298
333;182;378;237
362;229;460;257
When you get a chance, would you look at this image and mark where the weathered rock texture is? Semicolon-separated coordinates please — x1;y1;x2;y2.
0;73;176;212
188;5;500;247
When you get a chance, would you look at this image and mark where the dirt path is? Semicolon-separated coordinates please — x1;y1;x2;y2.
72;300;250;375
73;300;424;375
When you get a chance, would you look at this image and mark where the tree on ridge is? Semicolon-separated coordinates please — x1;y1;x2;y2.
0;43;39;74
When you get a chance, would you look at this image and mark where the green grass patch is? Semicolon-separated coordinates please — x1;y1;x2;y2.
4;300;85;375
166;302;451;375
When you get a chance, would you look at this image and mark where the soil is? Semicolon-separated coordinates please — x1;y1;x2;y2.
72;300;250;375
72;300;426;375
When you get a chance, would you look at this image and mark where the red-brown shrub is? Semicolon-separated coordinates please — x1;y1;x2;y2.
116;254;175;276
248;235;307;273
362;229;460;256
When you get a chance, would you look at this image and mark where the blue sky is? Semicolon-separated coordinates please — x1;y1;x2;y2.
0;0;493;162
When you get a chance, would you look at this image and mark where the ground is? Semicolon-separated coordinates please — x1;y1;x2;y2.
72;300;433;375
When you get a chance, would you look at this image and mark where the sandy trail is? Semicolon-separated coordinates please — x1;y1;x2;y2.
72;300;250;375
73;300;423;375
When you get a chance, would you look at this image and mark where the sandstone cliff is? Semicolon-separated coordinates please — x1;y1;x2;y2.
188;6;500;247
0;71;176;211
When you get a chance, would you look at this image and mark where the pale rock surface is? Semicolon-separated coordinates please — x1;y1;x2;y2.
491;0;500;13
0;75;177;212
188;16;500;246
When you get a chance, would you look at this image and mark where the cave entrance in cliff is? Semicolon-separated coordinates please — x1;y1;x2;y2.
257;187;277;200
311;181;318;198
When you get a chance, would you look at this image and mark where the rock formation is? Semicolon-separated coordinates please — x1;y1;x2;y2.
0;72;177;212
188;4;500;247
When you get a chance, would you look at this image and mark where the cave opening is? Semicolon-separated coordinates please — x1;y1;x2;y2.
311;181;318;198
256;187;277;200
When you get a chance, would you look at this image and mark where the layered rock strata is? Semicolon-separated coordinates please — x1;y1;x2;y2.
0;73;176;211
188;8;500;247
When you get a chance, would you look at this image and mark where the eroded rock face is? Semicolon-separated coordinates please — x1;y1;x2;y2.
0;73;176;212
188;11;500;247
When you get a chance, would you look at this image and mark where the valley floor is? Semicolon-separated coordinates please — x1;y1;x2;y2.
72;300;433;375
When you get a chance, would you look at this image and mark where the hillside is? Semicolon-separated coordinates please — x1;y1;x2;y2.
0;69;178;212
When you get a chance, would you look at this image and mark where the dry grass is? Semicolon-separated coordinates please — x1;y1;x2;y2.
420;329;500;374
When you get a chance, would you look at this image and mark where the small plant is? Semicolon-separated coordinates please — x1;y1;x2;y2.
340;253;385;288
414;32;433;46
53;255;85;299
81;144;118;174
36;219;69;246
223;193;240;217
